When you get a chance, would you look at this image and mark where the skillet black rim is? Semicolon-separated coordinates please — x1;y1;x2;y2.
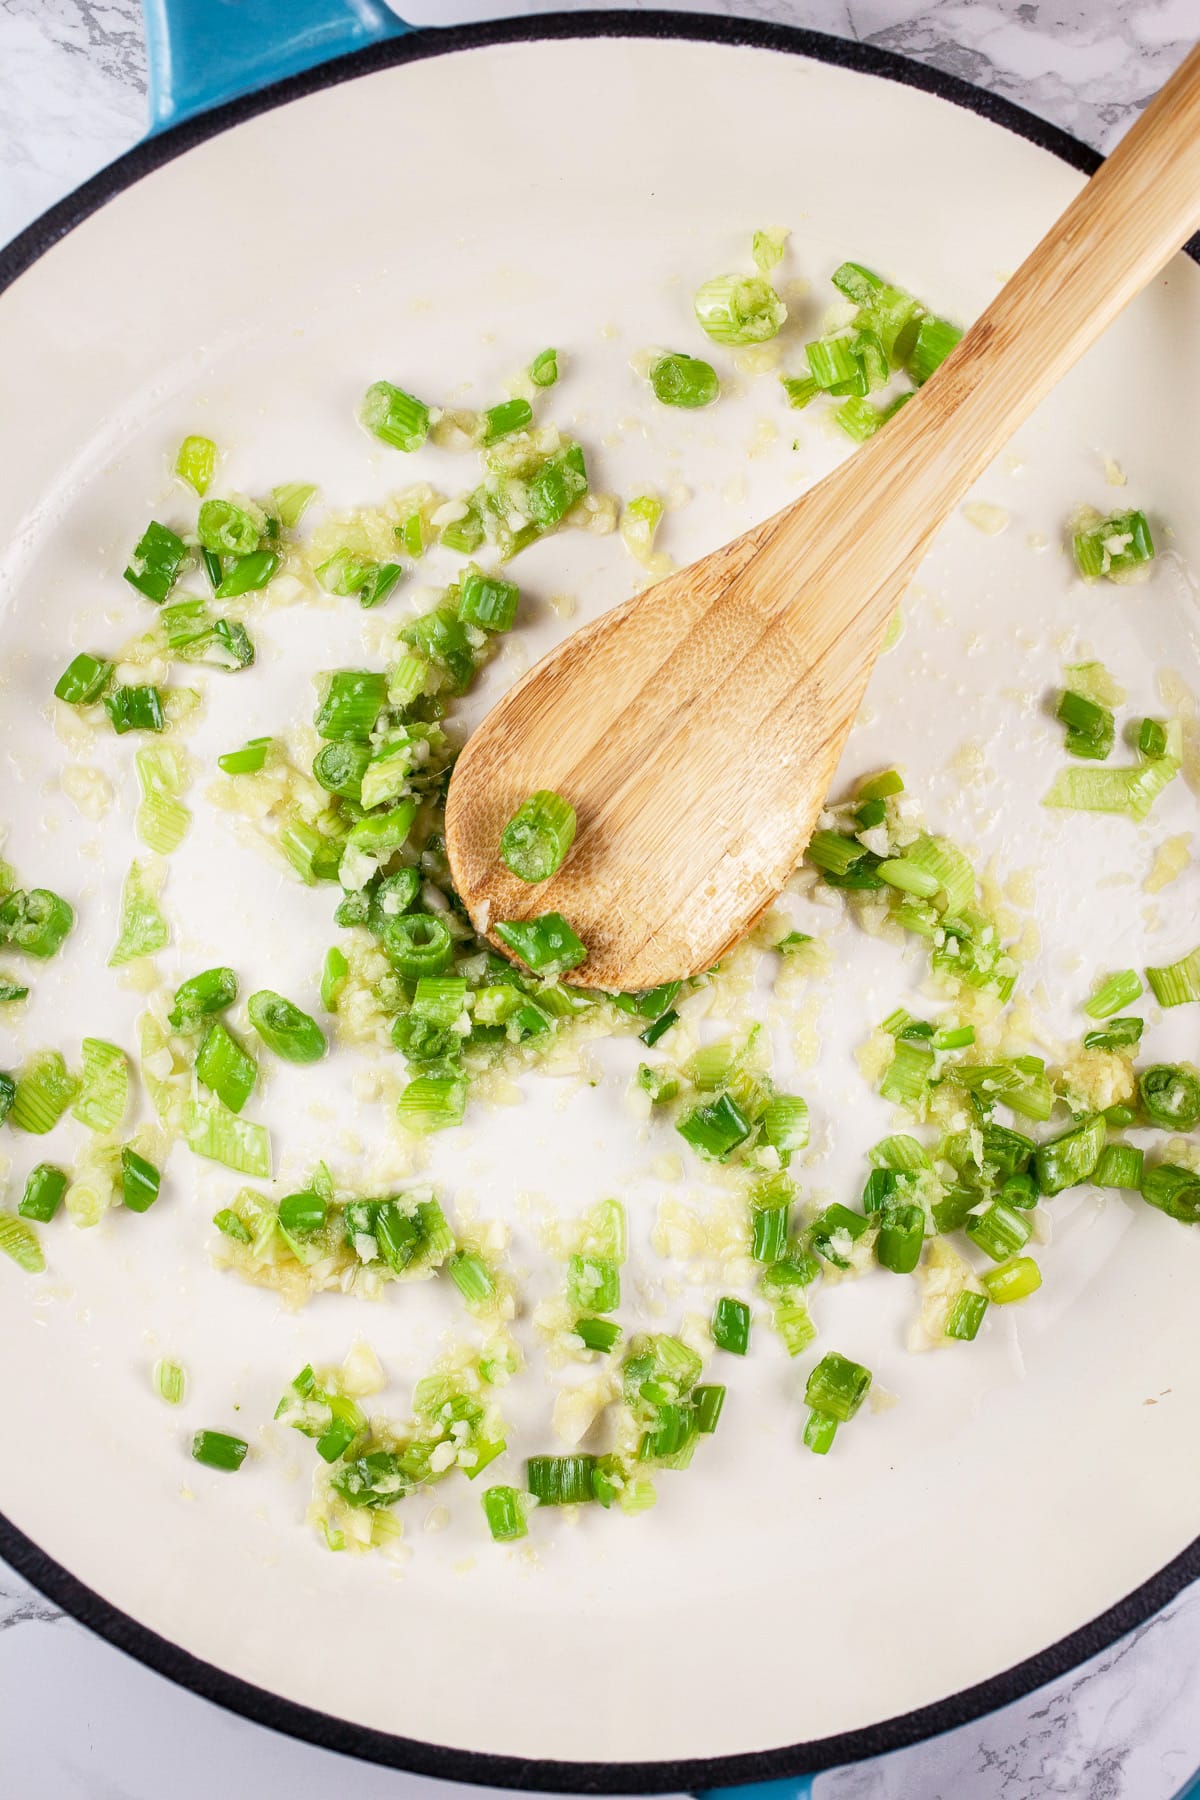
2;11;1198;1792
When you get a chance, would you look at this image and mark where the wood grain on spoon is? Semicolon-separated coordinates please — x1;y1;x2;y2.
446;43;1200;992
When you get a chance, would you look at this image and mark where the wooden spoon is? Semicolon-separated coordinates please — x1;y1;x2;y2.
446;45;1200;992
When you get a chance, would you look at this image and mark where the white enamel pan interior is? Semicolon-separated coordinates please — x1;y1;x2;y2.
1;16;1199;1790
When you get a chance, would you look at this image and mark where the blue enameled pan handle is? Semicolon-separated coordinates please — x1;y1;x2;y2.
141;0;413;134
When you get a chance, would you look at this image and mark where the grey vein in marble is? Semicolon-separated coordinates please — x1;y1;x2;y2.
1;2;1200;1796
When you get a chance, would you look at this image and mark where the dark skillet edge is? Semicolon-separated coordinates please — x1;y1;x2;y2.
2;10;1198;1791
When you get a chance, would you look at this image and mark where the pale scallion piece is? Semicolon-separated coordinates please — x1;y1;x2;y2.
72;1039;129;1133
499;790;576;884
0;1213;45;1274
109;861;169;966
694;273;786;346
154;1358;186;1404
136;744;190;855
1146;944;1200;1008
10;1051;78;1134
175;435;216;496
185;1096;272;1177
1084;969;1143;1018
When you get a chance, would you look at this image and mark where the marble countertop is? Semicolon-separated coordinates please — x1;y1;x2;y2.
1;3;1198;1796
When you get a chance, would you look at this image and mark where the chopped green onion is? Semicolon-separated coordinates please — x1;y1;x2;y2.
480;399;533;445
650;353;719;408
526;1454;596;1505
197;498;262;557
954;1059;1054;1123
247;990;326;1064
10;1051;77;1134
640;1010;678;1048
831;260;883;305
0;889;74;959
941;1289;987;1341
54;653;114;705
191;1429;248;1472
272;482;318;528
278;1191;327;1236
862;1168;900;1214
1141;1163;1200;1223
806;334;861;391
1146;944;1200;1008
212;1207;252;1243
1035;1113;1105;1195
567;1253;619;1314
361;380;430;452
761;1094;809;1159
215;550;279;600
876;1200;925;1273
0;1072;16;1124
154;1358;186;1404
439;507;486;555
458;568;519;633
810;1203;870;1268
124;521;186;602
574;1317;622;1354
803;1409;838;1455
907;316;962;384
72;1038;129;1132
678;1091;752;1160
314;670;388;742
109;861;169;965
196;1020;258;1113
711;1295;750;1355
807;831;867;876
966;1200;1032;1263
805;1351;871;1423
104;685;165;735
835;397;884;442
1072;509;1154;581
880;1038;934;1108
694;273;786;346
121;1148;161;1213
381;913;454;981
0;978;28;1003
1084;969;1143;1018
175;435;216;495
320;947;348;1011
185;1096;271;1177
397;1075;467;1134
1094;1143;1144;1190
499;790;576;884
1138;718;1168;759
529;348;558;388
0;1213;45;1274
690;1384;724;1435
483;1485;528;1542
495;913;586;977
218;737;271;775
1138;1064;1200;1131
981;1257;1047;1313
169;966;237;1031
1057;688;1115;761
449;1249;495;1308
18;1164;67;1223
781;374;819;410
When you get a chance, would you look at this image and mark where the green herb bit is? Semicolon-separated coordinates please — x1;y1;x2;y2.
480;399;533;445
982;1256;1042;1303
1138;1064;1200;1131
483;1485;528;1542
218;737;272;775
1146;944;1200;1008
18;1164;67;1223
1141;1163;1200;1223
10;1051;78;1134
529;348;558;388
54;653;114;706
196;1021;258;1113
314;670;388;742
191;1429;248;1472
104;685;165;735
1057;688;1115;760
458;567;519;633
499;790;576;884
711;1295;750;1355
1072;509;1154;581
526;1454;596;1506
651;353;719;408
0;888;74;959
0;1213;45;1274
495;912;586;977
169;966;238;1031
247;990;326;1064
1084;969;1143;1019
175;435;216;494
125;521;186;602
361;380;430;452
694;273;786;346
945;1291;989;1341
122;1148;161;1213
574;1317;622;1354
907;316;963;384
805;1351;871;1423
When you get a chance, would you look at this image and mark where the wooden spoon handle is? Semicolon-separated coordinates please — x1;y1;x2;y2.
767;42;1200;617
